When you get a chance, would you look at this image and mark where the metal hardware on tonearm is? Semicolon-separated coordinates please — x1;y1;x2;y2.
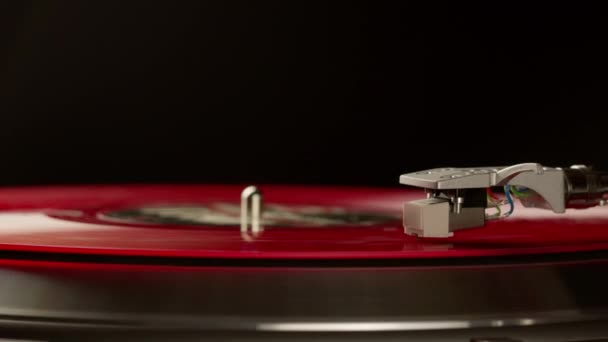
399;163;608;238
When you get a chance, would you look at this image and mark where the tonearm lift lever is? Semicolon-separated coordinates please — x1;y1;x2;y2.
399;163;608;238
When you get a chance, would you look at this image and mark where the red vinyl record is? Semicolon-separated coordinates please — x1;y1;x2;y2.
0;184;608;260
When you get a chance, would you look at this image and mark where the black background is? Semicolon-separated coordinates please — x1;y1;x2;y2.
1;1;607;186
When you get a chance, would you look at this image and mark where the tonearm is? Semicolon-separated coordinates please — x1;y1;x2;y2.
399;163;608;238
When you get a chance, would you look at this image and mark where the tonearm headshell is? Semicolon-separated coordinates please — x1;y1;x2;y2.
399;163;608;238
